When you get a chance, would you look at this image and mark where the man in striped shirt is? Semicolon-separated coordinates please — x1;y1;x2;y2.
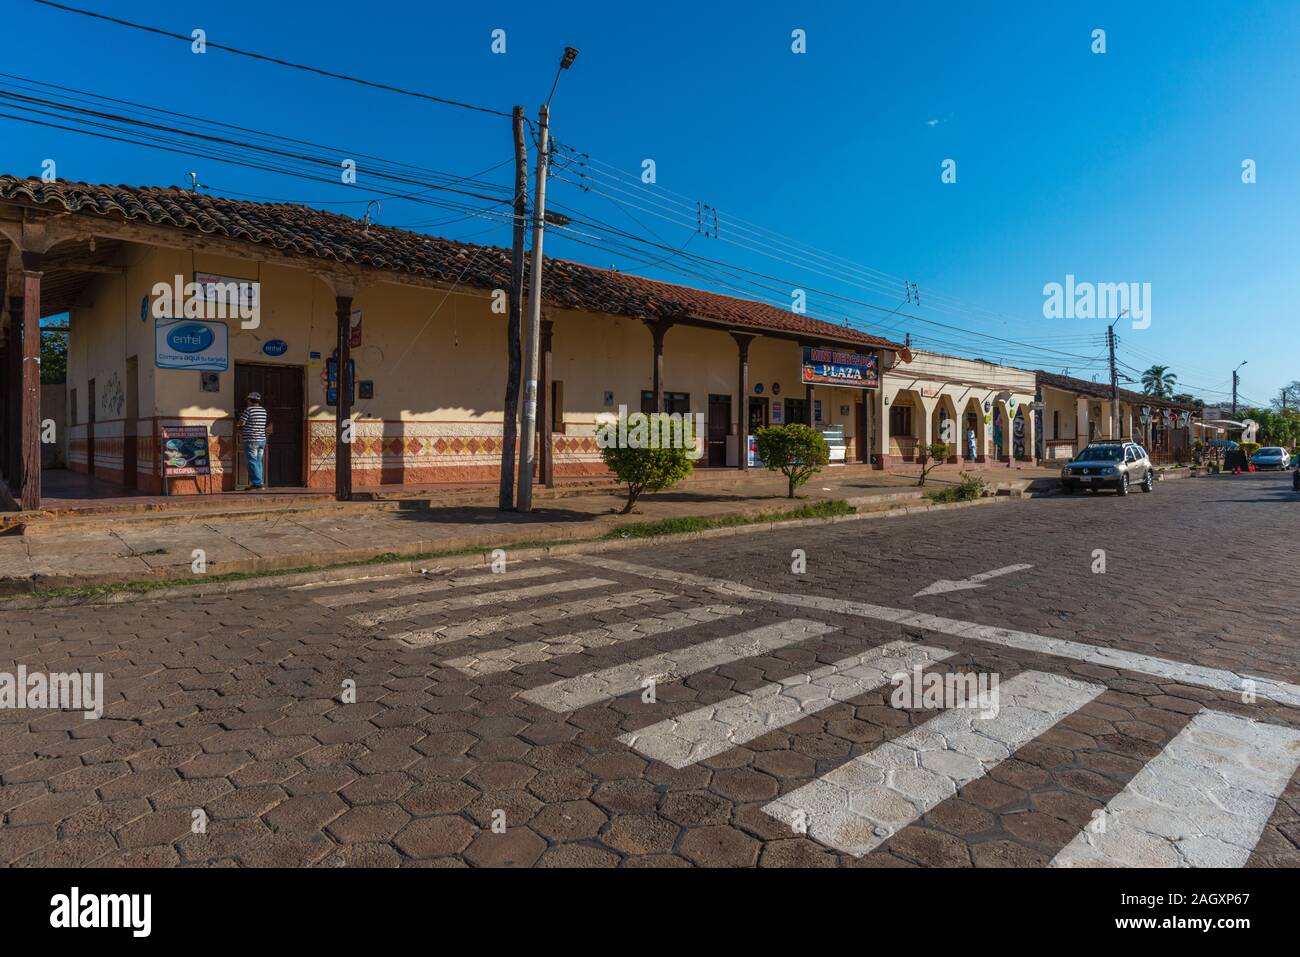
236;392;272;490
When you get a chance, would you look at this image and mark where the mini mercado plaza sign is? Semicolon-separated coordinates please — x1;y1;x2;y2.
801;347;878;389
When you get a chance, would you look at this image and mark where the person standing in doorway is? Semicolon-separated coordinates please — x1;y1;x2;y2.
966;428;977;462
236;392;271;490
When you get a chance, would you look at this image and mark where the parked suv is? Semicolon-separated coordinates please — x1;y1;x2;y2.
1060;441;1153;496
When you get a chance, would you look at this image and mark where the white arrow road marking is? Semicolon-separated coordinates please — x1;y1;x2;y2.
914;564;1034;597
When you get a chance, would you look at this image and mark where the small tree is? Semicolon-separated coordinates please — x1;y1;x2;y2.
755;424;830;498
915;442;950;487
600;413;695;514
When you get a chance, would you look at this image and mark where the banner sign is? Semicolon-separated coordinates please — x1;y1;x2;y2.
801;347;878;389
155;318;228;371
160;426;211;477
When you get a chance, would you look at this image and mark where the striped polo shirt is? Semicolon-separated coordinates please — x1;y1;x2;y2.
238;405;268;442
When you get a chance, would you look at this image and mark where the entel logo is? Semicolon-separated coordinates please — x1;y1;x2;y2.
166;323;214;354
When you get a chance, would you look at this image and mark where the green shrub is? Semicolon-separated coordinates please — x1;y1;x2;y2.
755;424;830;498
599;413;696;514
916;442;951;487
924;471;986;503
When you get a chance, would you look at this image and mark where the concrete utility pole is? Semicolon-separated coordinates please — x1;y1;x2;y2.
1232;360;1247;416
1107;322;1120;438
498;105;528;511
517;46;578;513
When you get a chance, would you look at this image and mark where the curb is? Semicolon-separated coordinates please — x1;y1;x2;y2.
2;493;1017;609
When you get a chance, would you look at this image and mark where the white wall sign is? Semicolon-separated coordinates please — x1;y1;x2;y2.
155;318;229;371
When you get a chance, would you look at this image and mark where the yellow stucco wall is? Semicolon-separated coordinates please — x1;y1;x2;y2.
63;239;880;489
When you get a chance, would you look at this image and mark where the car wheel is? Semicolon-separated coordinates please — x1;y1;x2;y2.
1142;470;1154;492
1117;473;1130;496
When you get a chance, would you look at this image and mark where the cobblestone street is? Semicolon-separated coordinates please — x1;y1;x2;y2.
2;472;1297;868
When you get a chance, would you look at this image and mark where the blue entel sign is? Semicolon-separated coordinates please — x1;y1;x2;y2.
262;339;289;358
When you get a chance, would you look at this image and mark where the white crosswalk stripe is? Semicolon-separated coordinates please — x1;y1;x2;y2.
762;671;1104;857
568;554;1300;709
310;566;561;607
442;604;745;677
348;577;614;626
521;619;837;712
620;640;954;768
1051;710;1300;868
394;588;675;649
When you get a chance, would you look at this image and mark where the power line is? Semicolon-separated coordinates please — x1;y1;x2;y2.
31;0;513;118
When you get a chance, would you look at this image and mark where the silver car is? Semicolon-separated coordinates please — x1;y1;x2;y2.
1061;441;1154;496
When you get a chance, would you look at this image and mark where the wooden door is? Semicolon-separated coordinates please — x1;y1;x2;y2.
234;363;304;487
707;394;730;467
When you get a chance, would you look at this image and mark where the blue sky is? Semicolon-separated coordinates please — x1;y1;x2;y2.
7;0;1298;406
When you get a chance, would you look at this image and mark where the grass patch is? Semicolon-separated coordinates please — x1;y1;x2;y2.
2;499;857;604
924;472;988;504
609;498;854;539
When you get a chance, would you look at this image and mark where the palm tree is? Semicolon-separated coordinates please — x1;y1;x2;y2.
1141;365;1177;398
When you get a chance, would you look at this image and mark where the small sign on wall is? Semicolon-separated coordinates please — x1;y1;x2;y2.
200;372;220;393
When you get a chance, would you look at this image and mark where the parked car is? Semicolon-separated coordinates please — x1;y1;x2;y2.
1060;441;1154;496
1250;447;1292;470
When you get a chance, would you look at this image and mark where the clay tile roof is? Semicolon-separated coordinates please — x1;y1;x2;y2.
0;175;903;351
1034;369;1199;413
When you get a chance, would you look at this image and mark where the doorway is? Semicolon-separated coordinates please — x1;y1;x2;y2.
123;357;139;488
855;400;868;462
234;362;305;487
706;394;730;467
747;396;768;433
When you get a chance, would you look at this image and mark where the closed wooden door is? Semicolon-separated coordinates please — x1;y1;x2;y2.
234;363;304;487
707;394;730;467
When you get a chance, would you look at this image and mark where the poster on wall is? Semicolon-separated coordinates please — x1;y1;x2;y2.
801;347;879;388
770;402;784;425
155;318;229;371
160;426;211;476
325;352;356;407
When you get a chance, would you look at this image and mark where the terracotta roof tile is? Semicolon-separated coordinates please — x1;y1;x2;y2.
0;175;902;351
1035;369;1198;412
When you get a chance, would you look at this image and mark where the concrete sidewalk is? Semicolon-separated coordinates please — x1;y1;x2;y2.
0;465;1059;593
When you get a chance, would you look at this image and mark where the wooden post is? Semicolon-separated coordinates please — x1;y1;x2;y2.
499;105;528;510
5;291;20;486
334;293;353;501
18;253;42;509
804;384;814;426
731;332;754;470
540;318;554;487
646;319;671;413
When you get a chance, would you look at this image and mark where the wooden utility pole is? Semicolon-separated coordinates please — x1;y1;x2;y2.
516;103;550;513
1107;322;1119;439
498;105;528;510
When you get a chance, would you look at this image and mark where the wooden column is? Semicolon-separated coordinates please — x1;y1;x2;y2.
731;332;754;470
540;318;554;487
334;293;353;501
18;253;42;510
646;319;672;412
804;384;814;426
5;292;21;486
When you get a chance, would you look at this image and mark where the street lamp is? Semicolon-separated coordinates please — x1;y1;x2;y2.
517;46;579;512
1232;360;1247;415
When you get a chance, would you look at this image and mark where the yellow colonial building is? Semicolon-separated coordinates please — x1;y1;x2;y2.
0;176;905;506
